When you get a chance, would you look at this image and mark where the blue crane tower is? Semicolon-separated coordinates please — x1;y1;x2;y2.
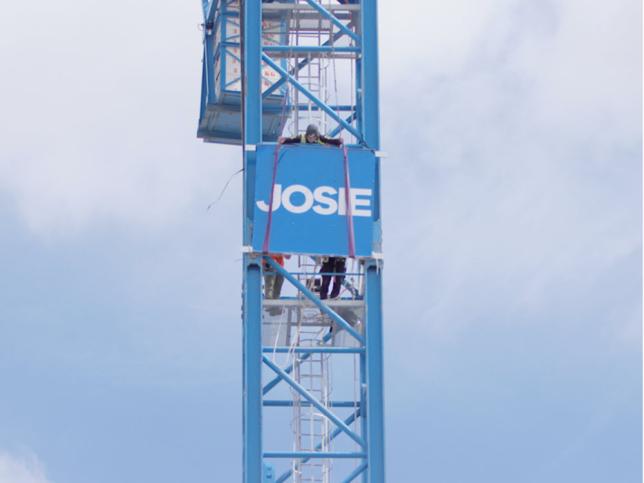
198;0;384;481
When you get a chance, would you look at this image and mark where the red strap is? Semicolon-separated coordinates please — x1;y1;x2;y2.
262;143;282;253
263;143;356;259
342;145;356;258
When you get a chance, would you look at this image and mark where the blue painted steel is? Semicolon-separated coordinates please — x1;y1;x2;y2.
361;0;380;149
263;355;366;448
262;347;364;354
265;452;367;459
361;2;386;480
243;0;262;145
360;338;368;483
275;409;361;483
263;45;360;53
261;54;362;140
262;27;349;99
263;400;360;408
243;259;263;483
365;261;385;482
264;257;365;343
253;145;377;257
343;463;368;483
242;1;262;483
358;7;385;483
273;271;362;277
263;463;276;483
295;105;355;111
198;0;287;144
302;0;360;42
262;330;334;396
204;26;215;104
198;0;386;479
329;112;359;138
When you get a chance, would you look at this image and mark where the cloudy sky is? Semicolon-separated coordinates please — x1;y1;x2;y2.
0;0;641;482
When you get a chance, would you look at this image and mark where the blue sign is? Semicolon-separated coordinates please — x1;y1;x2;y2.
252;144;378;257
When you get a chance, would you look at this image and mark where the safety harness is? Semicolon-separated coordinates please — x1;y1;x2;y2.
300;133;324;144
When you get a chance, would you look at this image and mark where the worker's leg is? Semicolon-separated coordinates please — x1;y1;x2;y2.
319;258;333;300
264;272;275;299
273;273;284;299
329;257;346;299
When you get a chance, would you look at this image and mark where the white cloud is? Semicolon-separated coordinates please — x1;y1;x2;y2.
0;451;52;483
379;0;641;344
0;0;240;238
0;0;638;245
0;0;639;347
380;0;518;75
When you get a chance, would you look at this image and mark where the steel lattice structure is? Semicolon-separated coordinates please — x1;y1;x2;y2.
198;1;384;481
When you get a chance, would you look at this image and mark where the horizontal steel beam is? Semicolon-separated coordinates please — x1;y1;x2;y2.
262;331;334;395
263;45;360;53
264;400;360;408
261;54;362;140
263;24;351;98
265;270;362;276
263;52;357;59
264;256;365;343
293;105;355;112
275;408;361;483
263;298;363;306
262;3;360;12
262;347;363;354
265;452;366;459
303;0;360;43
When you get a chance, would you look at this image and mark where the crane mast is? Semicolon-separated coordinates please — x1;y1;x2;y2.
198;1;385;481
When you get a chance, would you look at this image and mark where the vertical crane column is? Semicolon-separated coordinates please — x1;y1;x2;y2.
361;1;385;481
242;0;263;482
220;0;385;480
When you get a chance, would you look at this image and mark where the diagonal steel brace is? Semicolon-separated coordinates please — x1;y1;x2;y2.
261;54;362;141
263;356;365;448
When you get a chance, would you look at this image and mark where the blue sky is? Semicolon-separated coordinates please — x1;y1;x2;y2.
0;0;641;482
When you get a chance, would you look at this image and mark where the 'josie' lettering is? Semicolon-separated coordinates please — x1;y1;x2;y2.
256;184;372;217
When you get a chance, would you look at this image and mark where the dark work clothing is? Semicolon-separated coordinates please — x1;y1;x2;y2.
281;134;343;146
320;257;346;299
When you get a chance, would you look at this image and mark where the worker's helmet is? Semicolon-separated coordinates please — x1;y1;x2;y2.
305;124;320;138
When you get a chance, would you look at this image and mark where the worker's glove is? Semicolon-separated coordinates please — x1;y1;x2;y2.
338;137;344;145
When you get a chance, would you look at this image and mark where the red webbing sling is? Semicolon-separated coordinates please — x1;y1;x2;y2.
261;142;356;258
342;144;356;258
262;143;282;253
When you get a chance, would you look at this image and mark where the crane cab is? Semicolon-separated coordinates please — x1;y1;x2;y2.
198;0;288;144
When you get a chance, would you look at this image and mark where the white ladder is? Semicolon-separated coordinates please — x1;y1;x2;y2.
290;309;332;482
287;0;333;136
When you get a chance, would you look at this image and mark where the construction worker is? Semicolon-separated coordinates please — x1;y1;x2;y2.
264;253;291;301
279;124;346;300
319;256;346;300
278;123;344;146
278;124;346;299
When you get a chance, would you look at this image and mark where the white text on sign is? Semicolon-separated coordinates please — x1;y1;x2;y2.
257;184;373;217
